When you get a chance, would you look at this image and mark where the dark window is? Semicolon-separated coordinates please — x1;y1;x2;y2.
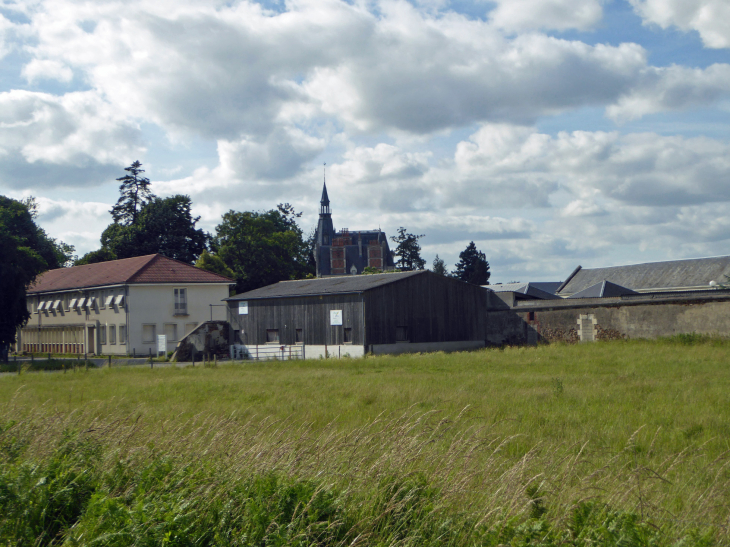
295;329;303;344
395;326;409;342
343;328;352;343
528;311;535;321
266;329;279;343
234;330;242;344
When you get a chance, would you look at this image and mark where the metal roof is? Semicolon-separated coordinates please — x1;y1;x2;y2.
558;256;730;295
226;270;426;300
566;280;638;299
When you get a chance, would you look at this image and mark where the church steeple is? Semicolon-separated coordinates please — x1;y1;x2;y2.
320;165;330;215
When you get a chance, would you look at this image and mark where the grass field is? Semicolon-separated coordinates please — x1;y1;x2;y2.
1;338;729;545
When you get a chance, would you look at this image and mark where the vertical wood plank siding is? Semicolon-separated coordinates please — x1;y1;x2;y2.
228;294;364;346
363;273;487;344
228;272;488;346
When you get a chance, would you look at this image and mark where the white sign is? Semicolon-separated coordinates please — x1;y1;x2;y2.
330;310;342;326
157;335;167;355
239;301;248;315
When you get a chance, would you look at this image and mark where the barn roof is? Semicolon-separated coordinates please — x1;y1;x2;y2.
29;254;233;294
226;270;426;300
558;256;730;295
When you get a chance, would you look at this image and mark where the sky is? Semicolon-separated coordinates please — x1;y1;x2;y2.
1;0;729;284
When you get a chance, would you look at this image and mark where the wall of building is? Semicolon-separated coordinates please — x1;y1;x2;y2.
21;286;129;355
128;284;229;355
363;273;487;345
228;294;365;346
486;291;730;344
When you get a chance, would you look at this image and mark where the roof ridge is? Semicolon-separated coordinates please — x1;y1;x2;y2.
581;254;730;270
126;254;163;282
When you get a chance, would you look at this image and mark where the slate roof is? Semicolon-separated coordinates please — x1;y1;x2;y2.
566;280;638;299
489;282;562;299
227;270;425;300
29;254;233;294
558;256;730;295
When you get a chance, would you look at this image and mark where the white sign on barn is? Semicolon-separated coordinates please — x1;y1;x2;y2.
330;310;342;326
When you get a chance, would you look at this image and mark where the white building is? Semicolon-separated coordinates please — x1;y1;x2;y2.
19;254;233;356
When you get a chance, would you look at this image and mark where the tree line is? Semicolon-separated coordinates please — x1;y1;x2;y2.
0;161;491;356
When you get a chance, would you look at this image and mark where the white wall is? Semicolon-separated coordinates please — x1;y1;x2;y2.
128;284;229;355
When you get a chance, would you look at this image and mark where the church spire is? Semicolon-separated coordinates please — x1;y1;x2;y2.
320;163;330;214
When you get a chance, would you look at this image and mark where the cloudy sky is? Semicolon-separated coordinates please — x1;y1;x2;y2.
1;0;729;282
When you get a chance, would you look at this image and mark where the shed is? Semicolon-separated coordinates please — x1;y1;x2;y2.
226;270;488;357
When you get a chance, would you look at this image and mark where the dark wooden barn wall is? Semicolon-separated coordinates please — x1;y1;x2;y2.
228;294;365;346
363;274;487;345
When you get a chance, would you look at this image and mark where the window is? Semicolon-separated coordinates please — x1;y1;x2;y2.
185;322;198;335
99;325;107;345
165;323;178;342
105;294;115;308
527;311;535;322
343;328;352;344
295;329;303;344
266;329;280;343
174;288;187;315
119;325;127;344
109;325;116;345
87;296;96;310
142;324;156;343
395;326;409;342
114;294;125;307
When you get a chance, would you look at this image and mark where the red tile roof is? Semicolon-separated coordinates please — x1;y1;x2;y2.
29;254;233;294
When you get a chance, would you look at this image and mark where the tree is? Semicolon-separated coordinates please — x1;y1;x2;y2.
110;160;154;225
196;250;235;280
213;205;314;293
80;195;209;264
390;227;426;271
432;254;448;276
0;196;73;360
452;241;490;285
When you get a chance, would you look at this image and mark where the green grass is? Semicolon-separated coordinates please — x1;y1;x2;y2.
1;338;729;545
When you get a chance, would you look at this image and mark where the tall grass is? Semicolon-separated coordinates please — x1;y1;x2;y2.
1;339;729;545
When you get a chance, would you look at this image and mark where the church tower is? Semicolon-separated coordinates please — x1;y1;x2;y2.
317;180;335;246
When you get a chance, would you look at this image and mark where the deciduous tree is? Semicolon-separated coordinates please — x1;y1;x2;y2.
213;205;314;293
0;196;74;360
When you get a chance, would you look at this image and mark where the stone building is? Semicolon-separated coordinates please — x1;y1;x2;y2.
313;181;395;276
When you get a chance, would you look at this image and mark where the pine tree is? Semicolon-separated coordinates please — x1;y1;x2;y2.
110;161;154;225
390;227;426;271
432;254;448;276
452;241;490;285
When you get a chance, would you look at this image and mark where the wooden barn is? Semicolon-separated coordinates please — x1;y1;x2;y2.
226;270;488;358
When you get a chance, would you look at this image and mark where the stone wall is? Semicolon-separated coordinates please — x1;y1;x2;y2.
486;291;730;345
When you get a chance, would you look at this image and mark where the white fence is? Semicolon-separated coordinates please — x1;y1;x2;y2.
230;344;305;361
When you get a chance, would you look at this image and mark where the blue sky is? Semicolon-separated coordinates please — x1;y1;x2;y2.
1;0;729;283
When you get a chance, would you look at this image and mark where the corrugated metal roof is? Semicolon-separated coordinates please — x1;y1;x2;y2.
29;254;233;293
559;256;730;295
226;270;425;300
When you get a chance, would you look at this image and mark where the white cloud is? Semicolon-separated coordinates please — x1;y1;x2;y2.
630;0;730;49
607;63;730;121
489;0;603;32
0;90;144;188
22;59;73;83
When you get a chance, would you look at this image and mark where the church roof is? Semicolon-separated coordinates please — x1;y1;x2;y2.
320;182;330;205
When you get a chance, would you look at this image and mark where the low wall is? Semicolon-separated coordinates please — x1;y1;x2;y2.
487;291;730;344
370;340;485;355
